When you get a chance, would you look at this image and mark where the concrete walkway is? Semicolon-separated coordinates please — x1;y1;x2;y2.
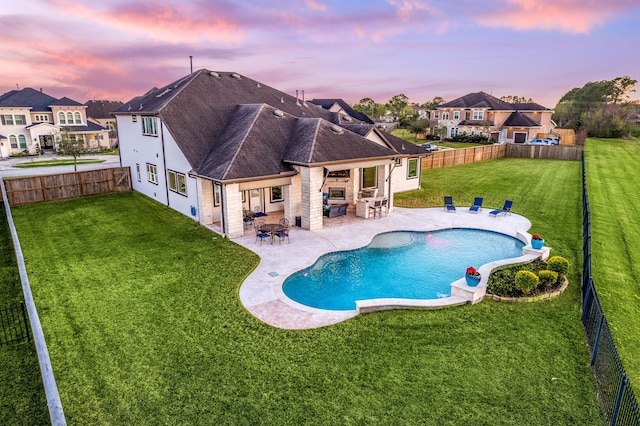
235;206;544;330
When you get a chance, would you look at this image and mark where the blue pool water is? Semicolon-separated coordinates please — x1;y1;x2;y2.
282;229;525;310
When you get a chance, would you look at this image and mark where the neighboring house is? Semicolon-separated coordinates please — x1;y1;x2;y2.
85;100;124;147
308;98;375;124
430;92;556;143
113;69;424;238
0;87;109;156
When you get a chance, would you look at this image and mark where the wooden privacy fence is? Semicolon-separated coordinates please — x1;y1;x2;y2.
506;144;584;161
421;144;506;170
2;167;131;206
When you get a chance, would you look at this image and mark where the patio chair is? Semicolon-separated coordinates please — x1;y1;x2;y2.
443;196;456;212
254;220;270;245
243;209;254;228
489;200;513;217
275;218;290;244
468;197;483;214
380;198;388;217
369;199;383;219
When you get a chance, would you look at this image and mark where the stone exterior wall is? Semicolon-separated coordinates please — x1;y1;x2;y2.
300;167;324;230
197;178;214;225
223;183;244;238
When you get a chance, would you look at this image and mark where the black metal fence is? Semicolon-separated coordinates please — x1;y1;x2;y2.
581;154;640;425
0;302;31;347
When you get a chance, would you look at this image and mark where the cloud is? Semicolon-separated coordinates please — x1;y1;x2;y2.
473;0;639;33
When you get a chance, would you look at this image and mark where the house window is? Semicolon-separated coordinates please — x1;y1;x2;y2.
453;111;460;120
146;163;158;184
327;169;350;178
434;111;440;119
142;116;158;136
450;127;458;138
442;112;449;120
168;170;187;196
1;115;14;125
361;166;377;189
328;187;346;199
18;135;27;149
136;163;141;182
270;185;283;202
9;135;17;148
394;158;402;166
74;112;82;124
66;112;73;124
213;184;222;206
473;110;484;120
407;158;418;178
58;112;66;124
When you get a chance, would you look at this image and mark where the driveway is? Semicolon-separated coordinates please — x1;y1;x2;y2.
0;153;122;178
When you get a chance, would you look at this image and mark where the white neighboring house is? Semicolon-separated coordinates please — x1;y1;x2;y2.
0;87;109;157
113;69;425;238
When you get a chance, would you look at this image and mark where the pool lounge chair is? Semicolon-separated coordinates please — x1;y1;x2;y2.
489;200;513;217
443;196;456;212
468;197;483;213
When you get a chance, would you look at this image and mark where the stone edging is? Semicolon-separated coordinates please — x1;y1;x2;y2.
485;277;569;302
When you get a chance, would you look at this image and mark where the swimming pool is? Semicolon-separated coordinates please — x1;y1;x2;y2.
282;229;525;310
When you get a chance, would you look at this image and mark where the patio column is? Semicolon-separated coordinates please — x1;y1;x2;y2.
300;166;324;230
282;179;299;227
222;183;244;238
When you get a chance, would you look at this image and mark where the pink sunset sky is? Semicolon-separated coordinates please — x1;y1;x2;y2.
1;0;639;109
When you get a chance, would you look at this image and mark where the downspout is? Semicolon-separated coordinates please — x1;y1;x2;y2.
219;183;227;238
159;118;169;207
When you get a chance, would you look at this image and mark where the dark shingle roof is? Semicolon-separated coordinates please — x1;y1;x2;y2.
309;99;374;124
49;97;84;107
0;87;58;111
439;92;514;110
512;102;550;111
502;111;540;127
85;100;124;119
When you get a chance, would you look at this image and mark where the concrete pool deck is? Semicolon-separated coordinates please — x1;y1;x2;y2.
234;207;549;329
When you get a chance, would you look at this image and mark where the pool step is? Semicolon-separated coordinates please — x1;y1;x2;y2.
356;296;468;314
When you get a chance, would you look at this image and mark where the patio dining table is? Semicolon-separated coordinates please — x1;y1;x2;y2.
258;223;285;244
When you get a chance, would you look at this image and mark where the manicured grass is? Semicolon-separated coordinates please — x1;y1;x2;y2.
584;137;640;390
14;159;105;168
0;204;49;425
390;129;483;148
8;168;603;424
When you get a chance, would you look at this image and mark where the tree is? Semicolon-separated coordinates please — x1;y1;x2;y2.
353;97;385;121
386;94;409;121
553;76;638;137
56;126;86;171
420;96;445;120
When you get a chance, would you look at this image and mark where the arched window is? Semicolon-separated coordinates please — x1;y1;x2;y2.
66;112;73;124
74;112;82;124
9;135;17;148
18;135;27;149
58;112;66;124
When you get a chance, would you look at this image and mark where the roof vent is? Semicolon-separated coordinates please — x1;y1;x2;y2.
343;115;353;122
257;82;261;88
231;72;241;79
209;71;219;77
330;124;344;134
138;103;143;110
280;97;284;103
273;109;285;117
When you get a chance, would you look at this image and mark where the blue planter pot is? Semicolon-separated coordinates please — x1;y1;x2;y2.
465;275;481;286
531;239;544;249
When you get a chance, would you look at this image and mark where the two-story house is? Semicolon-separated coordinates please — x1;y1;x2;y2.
85;100;124;148
0;87;109;158
113;69;425;238
430;92;556;143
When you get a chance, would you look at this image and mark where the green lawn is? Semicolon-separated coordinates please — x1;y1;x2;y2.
390;129;482;149
584;137;640;390
6;160;604;424
0;204;49;425
14;158;105;168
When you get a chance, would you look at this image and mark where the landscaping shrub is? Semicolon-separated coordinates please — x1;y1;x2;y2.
538;269;559;288
547;256;569;276
515;270;539;294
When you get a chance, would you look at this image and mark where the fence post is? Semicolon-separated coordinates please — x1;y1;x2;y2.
610;373;627;426
20;301;31;343
590;313;605;365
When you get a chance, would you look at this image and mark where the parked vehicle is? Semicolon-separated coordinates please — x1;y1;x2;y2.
524;139;549;145
543;137;560;145
420;143;440;152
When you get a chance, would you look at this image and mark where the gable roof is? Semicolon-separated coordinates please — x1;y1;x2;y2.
511;102;550;111
439;92;514;110
340;124;424;155
117;69;400;182
85;100;124;119
502;111;541;127
49;97;84;107
0;87;58;111
309;98;374;124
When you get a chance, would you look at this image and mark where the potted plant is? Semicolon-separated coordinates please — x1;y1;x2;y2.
531;233;544;249
465;266;481;286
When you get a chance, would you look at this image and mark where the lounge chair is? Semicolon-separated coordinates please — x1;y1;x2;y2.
468;197;483;213
443;196;456;213
489;200;513;217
